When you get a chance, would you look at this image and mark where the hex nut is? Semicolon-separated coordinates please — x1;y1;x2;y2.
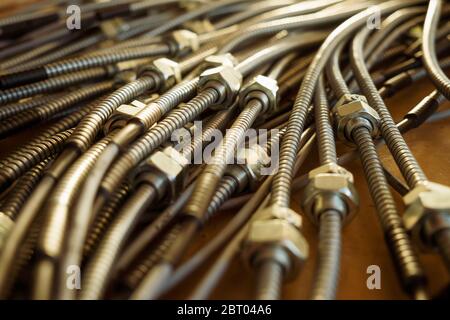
203;54;238;70
335;93;368;108
255;205;302;228
136;146;189;203
139;58;181;92
333;98;380;145
236;144;271;190
171;29;199;52
104;100;147;134
403;182;450;250
301;163;359;225
241;219;309;281
198;65;242;109
239;75;279;115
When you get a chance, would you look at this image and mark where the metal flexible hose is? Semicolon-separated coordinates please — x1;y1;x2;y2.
314;76;337;165
66;76;156;152
0;44;170;89
0;42;60;71
32;135;113;299
100;87;219;198
311;210;342;300
219;1;372;54
270;0;421;208
8;33;107;73
0;67;110;105
80;184;157;300
255;259;284;300
0;81;114;138
125;175;239;290
0;160;49;221
422;0;450;100
183;99;263;222
83;183;130;259
352;126;426;296
0;93;60;121
0;130;73;192
350;26;428;188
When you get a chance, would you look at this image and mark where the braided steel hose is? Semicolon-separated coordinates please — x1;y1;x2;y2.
0;44;170;89
83;183;130;259
80;184;157;300
350;27;428;188
100;87;219;198
270;0;419;208
0;81;114;138
183;99;263;221
352;126;426;296
255;259;284;300
32;135;112;300
422;0;450;100
311;210;342;300
0;130;73;192
0;67;110;105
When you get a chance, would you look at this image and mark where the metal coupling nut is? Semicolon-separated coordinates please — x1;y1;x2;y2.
301;163;359;225
239;75;279;116
104;100;147;134
132;146;189;203
138;58;182;92
198;65;242;109
332;94;380;145
403;182;450;251
241;213;308;281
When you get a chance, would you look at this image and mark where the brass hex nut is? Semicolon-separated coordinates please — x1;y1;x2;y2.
203;53;238;70
137;146;189;202
104;100;147;134
198;65;242;109
171;29;199;52
236;144;271;190
239;75;279;115
333;98;380;145
403;182;450;250
302;163;359;225
241;218;309;281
